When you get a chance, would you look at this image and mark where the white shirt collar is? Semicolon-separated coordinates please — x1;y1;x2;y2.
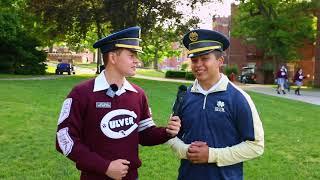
191;73;229;94
93;70;138;95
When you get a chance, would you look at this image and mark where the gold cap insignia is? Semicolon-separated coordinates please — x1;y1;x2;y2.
189;32;198;42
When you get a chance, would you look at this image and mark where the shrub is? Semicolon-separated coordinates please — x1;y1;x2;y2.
0;56;15;73
165;70;186;78
224;65;239;77
185;72;195;80
0;11;47;75
180;63;188;71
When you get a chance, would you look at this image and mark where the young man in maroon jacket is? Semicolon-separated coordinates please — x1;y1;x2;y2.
56;26;181;180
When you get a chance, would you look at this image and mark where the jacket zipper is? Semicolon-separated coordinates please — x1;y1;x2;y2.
203;94;208;109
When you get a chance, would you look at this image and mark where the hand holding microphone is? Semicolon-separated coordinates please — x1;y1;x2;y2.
166;85;187;137
166;116;181;137
172;85;187;116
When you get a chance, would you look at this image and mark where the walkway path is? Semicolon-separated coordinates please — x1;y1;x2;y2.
0;75;69;81
241;84;320;105
1;66;319;105
133;75;320;105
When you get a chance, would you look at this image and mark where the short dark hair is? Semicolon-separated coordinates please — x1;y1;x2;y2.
102;48;125;66
211;50;224;59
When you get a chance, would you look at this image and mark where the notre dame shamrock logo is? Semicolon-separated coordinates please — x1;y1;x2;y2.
189;32;198;42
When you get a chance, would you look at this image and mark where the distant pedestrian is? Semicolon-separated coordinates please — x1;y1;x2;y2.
276;65;288;94
293;68;306;95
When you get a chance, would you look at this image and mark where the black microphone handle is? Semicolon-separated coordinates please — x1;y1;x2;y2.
172;85;187;116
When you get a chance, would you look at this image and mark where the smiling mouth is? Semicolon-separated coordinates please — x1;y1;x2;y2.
195;70;205;74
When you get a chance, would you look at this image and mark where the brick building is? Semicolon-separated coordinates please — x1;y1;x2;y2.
46;46;94;64
212;3;316;84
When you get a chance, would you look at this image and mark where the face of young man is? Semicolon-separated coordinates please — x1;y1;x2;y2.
111;49;139;77
190;52;223;84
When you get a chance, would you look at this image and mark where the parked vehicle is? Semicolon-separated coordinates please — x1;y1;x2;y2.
238;67;257;84
55;63;75;75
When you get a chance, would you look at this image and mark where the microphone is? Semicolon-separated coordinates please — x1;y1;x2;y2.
172;85;187;116
106;84;118;98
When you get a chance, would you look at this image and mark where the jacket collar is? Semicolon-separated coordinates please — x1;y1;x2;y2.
93;70;138;95
190;73;229;94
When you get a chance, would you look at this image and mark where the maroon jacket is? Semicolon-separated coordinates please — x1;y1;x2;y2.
277;69;287;79
293;72;305;82
56;78;171;180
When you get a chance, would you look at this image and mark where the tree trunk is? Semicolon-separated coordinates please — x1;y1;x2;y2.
131;0;138;25
89;0;103;74
92;50;96;64
153;41;159;70
272;55;278;78
153;50;159;70
95;22;103;74
314;10;320;87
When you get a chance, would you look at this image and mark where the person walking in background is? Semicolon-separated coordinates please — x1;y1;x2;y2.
293;68;306;95
276;65;288;94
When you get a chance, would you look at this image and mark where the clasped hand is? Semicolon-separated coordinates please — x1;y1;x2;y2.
187;141;209;164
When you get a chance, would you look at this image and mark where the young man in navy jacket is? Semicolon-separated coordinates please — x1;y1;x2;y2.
167;29;264;180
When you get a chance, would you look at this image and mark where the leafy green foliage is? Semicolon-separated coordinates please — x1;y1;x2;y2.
140;27;184;69
165;70;186;78
180;63;189;71
224;64;239;77
27;0;209;68
232;0;316;63
0;1;47;74
185;72;196;80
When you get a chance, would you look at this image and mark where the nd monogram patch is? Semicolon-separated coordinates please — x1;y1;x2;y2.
214;100;225;112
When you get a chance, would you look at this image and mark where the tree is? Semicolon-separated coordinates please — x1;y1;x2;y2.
105;0;206;69
309;0;320;87
139;16;200;69
0;0;47;74
27;0;214;71
315;6;320;87
140;27;181;69
27;0;110;73
232;0;315;70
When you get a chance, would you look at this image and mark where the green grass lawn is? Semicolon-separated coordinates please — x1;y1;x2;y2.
0;74;41;78
75;63;97;69
0;66;56;79
0;76;319;179
136;68;165;78
74;63;165;78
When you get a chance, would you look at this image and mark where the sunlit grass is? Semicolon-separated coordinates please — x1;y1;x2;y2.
136;68;165;78
0;77;319;179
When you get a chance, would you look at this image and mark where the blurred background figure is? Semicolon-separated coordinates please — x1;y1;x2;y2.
276;65;288;94
293;68;306;95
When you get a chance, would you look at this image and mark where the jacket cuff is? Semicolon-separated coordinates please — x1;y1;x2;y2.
208;147;218;163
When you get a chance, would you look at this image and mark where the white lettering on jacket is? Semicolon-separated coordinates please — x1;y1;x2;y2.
100;109;138;139
57;98;72;125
